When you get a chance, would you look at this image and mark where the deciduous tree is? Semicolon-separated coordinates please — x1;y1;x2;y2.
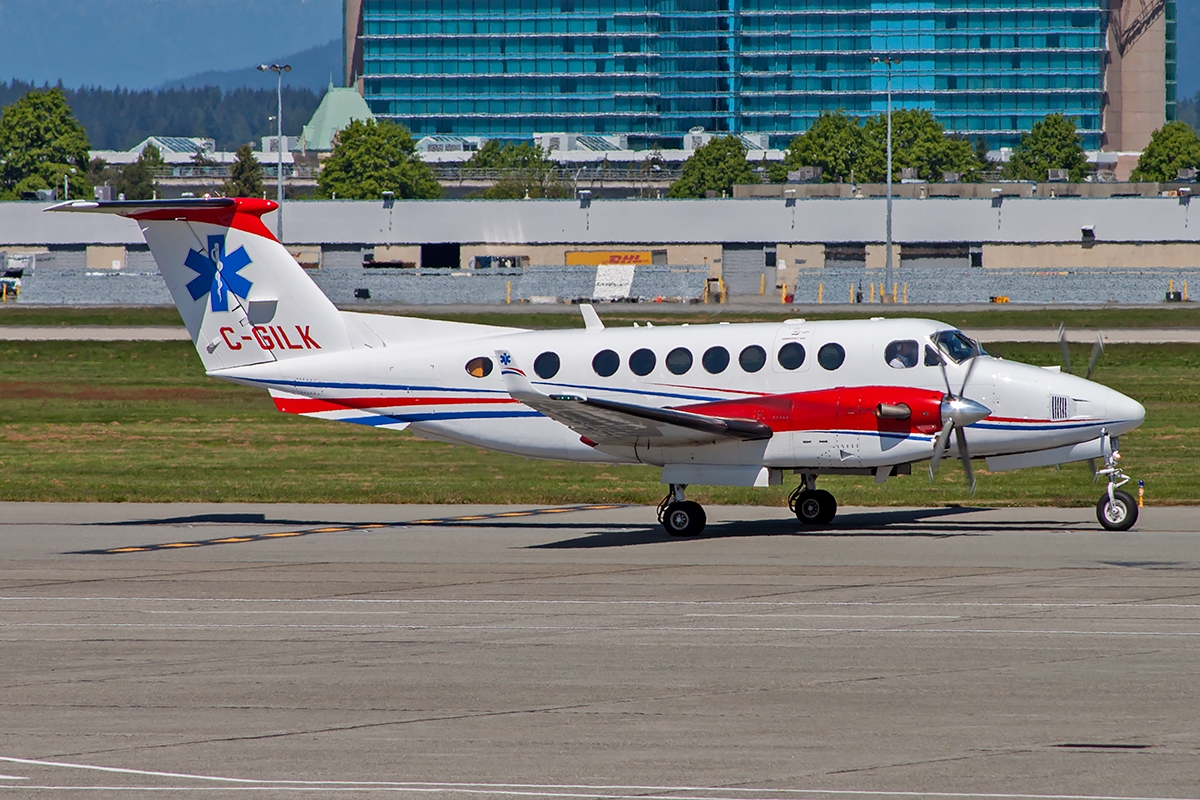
668;135;756;198
316;119;440;200
465;141;572;199
859;109;981;183
1004;113;1088;182
782;111;867;183
1131;121;1200;182
115;143;163;200
0;87;92;200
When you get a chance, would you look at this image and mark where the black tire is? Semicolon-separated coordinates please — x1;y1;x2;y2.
812;489;838;525
794;491;824;525
1097;489;1138;531
663;501;706;537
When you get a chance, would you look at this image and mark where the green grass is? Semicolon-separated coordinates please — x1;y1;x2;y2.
0;305;182;326
0;340;1195;506
3;303;1200;330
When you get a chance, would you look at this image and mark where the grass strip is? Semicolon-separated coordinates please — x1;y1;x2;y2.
1;340;1195;506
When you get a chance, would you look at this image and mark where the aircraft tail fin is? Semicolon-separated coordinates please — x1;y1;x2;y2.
47;199;351;371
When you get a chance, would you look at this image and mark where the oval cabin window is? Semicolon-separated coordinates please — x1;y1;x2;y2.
592;349;619;377
465;357;493;378
739;345;767;373
818;342;846;371
702;346;730;374
777;342;805;370
629;348;656;376
666;347;693;375
534;351;560;379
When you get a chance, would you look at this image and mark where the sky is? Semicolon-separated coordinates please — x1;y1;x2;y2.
0;0;341;89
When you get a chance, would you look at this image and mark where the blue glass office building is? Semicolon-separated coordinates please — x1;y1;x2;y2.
352;1;1175;149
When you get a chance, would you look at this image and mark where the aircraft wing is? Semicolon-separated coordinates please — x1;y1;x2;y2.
496;350;772;447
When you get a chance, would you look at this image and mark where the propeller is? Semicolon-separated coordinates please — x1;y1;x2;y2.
1056;323;1106;379
928;341;992;494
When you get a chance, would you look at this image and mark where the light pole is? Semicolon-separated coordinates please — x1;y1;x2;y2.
870;56;900;302
258;63;292;241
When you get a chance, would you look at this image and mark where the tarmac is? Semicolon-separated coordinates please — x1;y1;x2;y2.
2;501;1199;797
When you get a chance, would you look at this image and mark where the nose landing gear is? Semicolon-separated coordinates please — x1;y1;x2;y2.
789;474;838;526
1095;430;1138;531
658;483;707;537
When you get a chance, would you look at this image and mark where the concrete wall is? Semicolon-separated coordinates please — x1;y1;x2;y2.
86;245;125;270
1105;6;1168;152
982;242;1198;269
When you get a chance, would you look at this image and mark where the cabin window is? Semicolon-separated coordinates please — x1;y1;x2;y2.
666;347;693;375
534;351;560;379
629;348;656;376
592;349;619;377
885;340;919;369
739;344;767;373
817;342;845;370
777;342;805;370
924;344;942;367
702;345;729;374
933;330;980;364
465;356;493;378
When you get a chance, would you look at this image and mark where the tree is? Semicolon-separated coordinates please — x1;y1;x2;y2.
316;119;440;200
859;108;981;183
115;143;163;200
224;143;265;198
464;140;572;199
1004;113;1088;182
782;111;868;183
0;87;92;200
1131;121;1200;182
667;135;756;198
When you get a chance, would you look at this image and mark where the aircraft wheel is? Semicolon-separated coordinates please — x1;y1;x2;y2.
795;489;837;526
1097;489;1138;532
663;501;706;537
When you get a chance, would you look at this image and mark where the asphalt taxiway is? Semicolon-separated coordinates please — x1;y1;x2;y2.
2;502;1199;798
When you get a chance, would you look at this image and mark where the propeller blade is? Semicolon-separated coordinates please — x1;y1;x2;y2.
1057;323;1072;375
928;418;955;482
954;424;977;496
958;339;982;398
935;349;953;398
1085;332;1105;380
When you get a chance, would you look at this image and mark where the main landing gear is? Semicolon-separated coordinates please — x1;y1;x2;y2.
659;484;706;536
789;473;838;526
1095;431;1138;532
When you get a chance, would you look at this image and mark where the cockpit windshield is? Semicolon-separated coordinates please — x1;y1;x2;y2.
933;330;984;364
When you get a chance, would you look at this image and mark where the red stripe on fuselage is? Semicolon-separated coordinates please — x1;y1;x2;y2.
128;197;278;241
677;386;947;436
273;395;519;415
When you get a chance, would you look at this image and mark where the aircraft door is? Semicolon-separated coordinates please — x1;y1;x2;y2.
772;323;812;374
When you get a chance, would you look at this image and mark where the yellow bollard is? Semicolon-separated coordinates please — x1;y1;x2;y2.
506;280;511;304
781;282;786;304
719;277;726;304
760;273;766;296
818;283;823;304
870;283;876;303
903;282;908;304
1185;280;1189;302
892;282;897;304
1;283;5;302
850;283;854;303
1170;279;1175;296
703;281;709;303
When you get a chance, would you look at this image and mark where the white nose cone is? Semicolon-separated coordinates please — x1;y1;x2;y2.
1107;389;1145;434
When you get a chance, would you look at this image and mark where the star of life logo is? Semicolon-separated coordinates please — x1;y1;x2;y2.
184;234;253;312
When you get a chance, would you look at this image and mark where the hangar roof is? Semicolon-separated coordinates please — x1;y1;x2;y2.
5;197;1200;247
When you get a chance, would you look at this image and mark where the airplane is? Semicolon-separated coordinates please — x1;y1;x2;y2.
49;197;1146;535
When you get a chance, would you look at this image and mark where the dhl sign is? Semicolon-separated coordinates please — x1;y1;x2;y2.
565;250;654;266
